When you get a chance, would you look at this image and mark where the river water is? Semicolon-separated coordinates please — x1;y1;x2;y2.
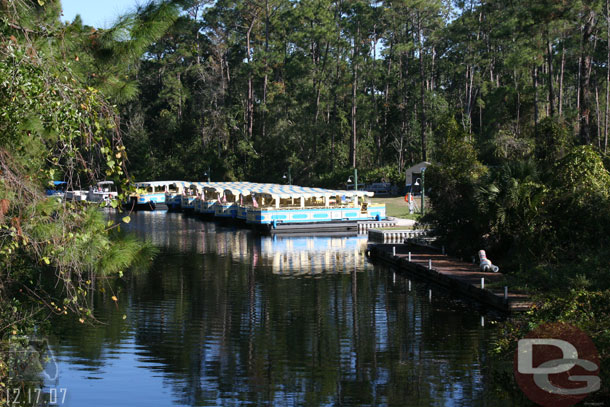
46;212;518;406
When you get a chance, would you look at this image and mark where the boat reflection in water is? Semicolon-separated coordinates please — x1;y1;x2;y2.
127;211;369;275
259;234;369;276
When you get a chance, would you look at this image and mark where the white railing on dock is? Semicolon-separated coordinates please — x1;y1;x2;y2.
368;228;429;243
357;221;397;234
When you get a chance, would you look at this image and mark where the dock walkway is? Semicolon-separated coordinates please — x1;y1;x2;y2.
368;244;532;313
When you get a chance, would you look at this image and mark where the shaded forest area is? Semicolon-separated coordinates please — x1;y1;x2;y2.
115;0;610;186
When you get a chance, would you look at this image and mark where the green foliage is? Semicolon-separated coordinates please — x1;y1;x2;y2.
474;160;549;259
552;145;610;204
534;117;573;168
0;1;159;394
425;132;487;255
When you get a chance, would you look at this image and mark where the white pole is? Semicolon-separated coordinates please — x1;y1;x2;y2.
408;252;411;262
428;259;432;269
481;277;485;289
392;246;396;256
504;286;508;301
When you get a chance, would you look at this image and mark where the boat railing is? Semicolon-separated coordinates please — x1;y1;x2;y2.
247;204;364;210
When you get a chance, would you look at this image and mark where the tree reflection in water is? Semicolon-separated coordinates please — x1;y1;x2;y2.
48;212;519;406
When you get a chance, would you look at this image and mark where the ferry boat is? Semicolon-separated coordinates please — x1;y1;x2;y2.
180;182;206;213
198;184;222;217
198;182;252;218
126;180;184;210
215;184;260;220
165;181;190;211
244;184;385;232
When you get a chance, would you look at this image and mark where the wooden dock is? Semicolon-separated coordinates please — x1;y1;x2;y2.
368;243;532;313
263;220;400;235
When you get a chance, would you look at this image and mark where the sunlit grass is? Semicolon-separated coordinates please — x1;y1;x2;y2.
370;196;423;220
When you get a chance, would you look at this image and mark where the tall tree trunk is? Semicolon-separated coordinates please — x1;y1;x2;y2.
370;28;380;165
559;43;565;117
246;17;256;142
430;46;436;91
331;46;340;172
596;86;602;148
606;0;610;153
514;70;521;135
350;24;360;169
417;13;427;162
547;37;555;117
313;41;329;157
533;65;539;128
262;0;269;141
579;9;596;145
382;40;393;166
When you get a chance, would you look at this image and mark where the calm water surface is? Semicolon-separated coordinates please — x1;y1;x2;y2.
47;212;517;406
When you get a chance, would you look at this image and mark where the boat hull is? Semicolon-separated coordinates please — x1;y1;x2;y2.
246;205;386;226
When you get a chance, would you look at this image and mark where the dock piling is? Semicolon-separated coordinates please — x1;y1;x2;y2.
392;246;396;256
481;277;485;289
504;286;508;302
428;259;432;270
408;252;411;262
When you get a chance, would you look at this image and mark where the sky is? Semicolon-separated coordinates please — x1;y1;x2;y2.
60;0;141;28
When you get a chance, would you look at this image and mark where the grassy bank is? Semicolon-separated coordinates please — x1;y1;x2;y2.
370;196;423;220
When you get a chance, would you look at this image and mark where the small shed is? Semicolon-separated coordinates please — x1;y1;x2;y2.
404;161;431;187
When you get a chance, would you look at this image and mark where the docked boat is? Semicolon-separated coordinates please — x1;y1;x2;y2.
244;184;386;232
165;181;190;211
215;183;259;220
87;181;118;204
198;182;243;218
180;182;206;213
64;189;88;202
126;180;184;210
123;179;387;231
45;181;67;198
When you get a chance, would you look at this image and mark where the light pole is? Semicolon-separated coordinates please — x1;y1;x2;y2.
347;169;358;191
282;168;292;185
347;168;359;206
414;167;426;216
